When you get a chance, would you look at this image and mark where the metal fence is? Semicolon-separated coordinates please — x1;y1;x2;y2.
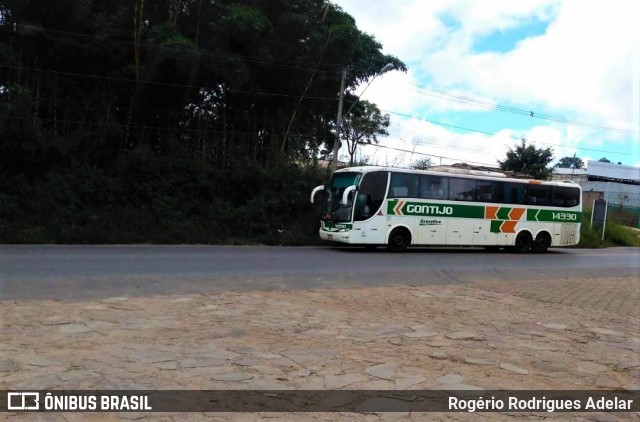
607;204;640;228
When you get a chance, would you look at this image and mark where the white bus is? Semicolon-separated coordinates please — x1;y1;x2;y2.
310;166;582;252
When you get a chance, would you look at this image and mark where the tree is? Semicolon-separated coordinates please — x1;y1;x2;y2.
498;139;554;180
1;0;406;169
0;0;408;244
598;157;611;163
340;100;390;166
556;155;584;169
411;157;433;170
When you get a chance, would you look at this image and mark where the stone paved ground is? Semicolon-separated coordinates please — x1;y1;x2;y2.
1;276;639;421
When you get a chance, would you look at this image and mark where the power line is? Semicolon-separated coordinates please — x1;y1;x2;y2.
9;22;638;137
0;114;585;169
369;142;497;167
1;65;633;158
411;84;639;136
382;109;633;157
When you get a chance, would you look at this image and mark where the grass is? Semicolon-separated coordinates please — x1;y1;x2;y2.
578;210;640;248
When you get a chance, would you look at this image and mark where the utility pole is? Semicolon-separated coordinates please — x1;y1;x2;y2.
331;68;347;173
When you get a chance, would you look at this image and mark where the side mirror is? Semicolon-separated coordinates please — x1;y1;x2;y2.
310;185;324;203
340;185;357;205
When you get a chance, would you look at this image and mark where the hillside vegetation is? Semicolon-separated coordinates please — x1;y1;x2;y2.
0;0;404;244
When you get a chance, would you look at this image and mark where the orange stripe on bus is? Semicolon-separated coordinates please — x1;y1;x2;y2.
509;208;525;220
485;206;499;219
501;220;518;233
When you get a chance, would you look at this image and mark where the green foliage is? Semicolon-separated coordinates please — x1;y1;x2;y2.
0;156;326;244
556;155;584;169
341;100;390;166
577;210;640;248
0;0;406;244
498;139;554;180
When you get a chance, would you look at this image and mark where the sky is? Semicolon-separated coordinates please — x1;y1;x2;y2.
332;0;640;170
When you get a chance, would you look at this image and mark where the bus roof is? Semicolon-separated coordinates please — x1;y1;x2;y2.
334;166;581;188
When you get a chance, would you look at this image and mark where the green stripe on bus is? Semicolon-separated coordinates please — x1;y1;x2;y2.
387;200;581;223
388;200;484;218
496;207;511;220
490;220;503;233
527;209;581;223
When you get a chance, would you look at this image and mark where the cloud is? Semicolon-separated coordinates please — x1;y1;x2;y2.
334;0;640;167
420;0;639;127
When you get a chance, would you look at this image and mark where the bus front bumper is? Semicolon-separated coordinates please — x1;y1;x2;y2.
319;229;353;243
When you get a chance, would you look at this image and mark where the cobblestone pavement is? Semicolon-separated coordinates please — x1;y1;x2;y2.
1;276;639;421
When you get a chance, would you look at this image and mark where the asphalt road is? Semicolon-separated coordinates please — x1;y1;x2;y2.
1;245;638;300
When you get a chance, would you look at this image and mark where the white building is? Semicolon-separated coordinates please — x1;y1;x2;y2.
553;161;640;208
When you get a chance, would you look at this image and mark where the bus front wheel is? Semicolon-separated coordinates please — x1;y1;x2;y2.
513;232;532;253
387;228;411;252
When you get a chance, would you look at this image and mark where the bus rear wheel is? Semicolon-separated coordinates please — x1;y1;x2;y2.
514;231;532;253
387;228;411;252
532;232;551;253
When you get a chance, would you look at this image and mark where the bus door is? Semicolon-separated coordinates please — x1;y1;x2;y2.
351;171;389;244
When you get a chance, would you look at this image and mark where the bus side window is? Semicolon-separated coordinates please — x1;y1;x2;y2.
393;186;408;197
528;186;549;205
492;181;504;203
419;175;444;199
477;180;492;202
505;183;524;205
354;193;371;220
389;173;418;198
449;178;475;201
407;176;419;197
431;186;444;199
552;186;581;208
419;178;429;198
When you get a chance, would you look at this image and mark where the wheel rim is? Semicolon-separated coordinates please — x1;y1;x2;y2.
389;230;409;251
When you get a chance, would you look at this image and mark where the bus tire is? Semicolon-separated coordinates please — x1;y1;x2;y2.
514;231;532;253
532;232;551;253
387;228;411;252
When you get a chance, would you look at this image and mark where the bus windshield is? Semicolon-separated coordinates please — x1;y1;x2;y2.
324;172;361;222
